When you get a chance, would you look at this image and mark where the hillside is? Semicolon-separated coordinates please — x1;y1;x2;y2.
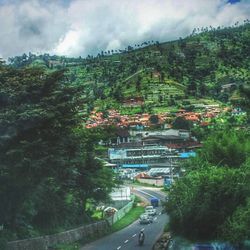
1;22;250;246
9;22;250;115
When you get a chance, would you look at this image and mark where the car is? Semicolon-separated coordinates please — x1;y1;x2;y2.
139;213;153;224
145;209;156;217
145;205;157;216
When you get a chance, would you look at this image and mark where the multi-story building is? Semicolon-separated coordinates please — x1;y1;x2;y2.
130;129;201;151
108;145;178;168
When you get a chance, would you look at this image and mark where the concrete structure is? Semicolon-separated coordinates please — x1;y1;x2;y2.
141;129;191;146
7;199;135;250
110;186;131;209
7;221;109;250
136;176;164;186
110;186;131;201
108;145;177;167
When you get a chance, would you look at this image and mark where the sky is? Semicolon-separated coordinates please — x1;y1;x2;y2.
0;0;249;59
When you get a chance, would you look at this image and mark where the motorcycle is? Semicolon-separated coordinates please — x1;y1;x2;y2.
138;231;145;246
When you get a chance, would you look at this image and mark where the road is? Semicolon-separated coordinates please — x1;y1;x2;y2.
80;187;168;250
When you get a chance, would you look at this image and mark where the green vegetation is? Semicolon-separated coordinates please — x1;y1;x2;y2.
53;197;144;249
1;21;250;247
0;64;117;242
8;23;250;116
111;205;144;233
53;242;80;250
166;130;250;244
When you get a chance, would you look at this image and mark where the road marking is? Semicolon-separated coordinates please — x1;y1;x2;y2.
159;212;161;215
132;234;137;237
141;228;145;231
124;240;129;243
154;217;157;221
134;189;156;198
117;246;121;250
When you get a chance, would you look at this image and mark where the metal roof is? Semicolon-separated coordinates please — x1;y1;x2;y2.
121;164;149;168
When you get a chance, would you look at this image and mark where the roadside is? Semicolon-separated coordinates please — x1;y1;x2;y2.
111;204;144;233
54;196;145;250
153;231;172;250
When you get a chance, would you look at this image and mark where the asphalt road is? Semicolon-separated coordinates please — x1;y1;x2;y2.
81;187;168;250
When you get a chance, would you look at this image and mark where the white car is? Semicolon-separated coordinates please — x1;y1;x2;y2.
145;205;156;216
139;213;153;224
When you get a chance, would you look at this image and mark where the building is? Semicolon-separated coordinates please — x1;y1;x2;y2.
112;128;130;145
140;129;191;147
108;145;178;168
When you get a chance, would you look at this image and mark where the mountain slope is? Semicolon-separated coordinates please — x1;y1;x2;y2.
9;22;250;114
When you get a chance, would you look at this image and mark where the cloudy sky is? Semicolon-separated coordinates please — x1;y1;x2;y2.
0;0;249;59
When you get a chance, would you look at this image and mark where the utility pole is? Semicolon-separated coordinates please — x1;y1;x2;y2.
170;155;173;184
168;149;174;184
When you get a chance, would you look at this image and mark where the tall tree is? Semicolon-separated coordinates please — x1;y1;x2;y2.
0;65;115;239
166;166;248;241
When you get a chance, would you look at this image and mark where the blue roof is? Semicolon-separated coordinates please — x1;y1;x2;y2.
179;152;196;158
121;164;149;168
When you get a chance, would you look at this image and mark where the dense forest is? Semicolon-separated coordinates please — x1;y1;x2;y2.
0;22;249;247
0;62;116;246
166;130;250;245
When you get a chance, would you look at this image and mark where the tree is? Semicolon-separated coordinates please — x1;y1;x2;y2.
136;76;142;91
149;114;159;124
0;65;116;239
238;83;250;117
200;130;249;168
166;166;248;241
219;160;250;244
172;116;192;130
166;131;250;244
0;66;83;235
220;199;250;244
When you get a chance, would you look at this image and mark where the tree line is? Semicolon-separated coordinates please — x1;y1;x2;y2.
166;130;250;246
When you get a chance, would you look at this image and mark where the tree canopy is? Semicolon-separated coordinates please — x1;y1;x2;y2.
0;65;115;241
166;130;250;244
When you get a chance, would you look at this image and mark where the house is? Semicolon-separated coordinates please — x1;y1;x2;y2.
141;129;191;146
184;114;200;122
221;83;237;93
113;128;130;145
123;97;144;107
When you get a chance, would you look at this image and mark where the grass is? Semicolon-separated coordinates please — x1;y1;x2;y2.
52;242;80;250
111;205;144;233
91;210;103;220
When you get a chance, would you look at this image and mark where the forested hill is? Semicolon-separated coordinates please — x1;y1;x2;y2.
9;22;250;114
1;22;249;246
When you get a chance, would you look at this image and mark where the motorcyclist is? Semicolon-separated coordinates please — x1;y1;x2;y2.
138;229;145;246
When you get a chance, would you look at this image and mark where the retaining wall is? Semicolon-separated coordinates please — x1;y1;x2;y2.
6;220;109;250
107;198;134;226
7;197;135;250
137;178;164;186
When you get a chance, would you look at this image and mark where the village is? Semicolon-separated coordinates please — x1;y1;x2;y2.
84;103;247;188
85;103;238;129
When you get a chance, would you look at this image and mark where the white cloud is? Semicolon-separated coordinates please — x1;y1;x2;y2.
0;0;69;58
0;0;249;59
